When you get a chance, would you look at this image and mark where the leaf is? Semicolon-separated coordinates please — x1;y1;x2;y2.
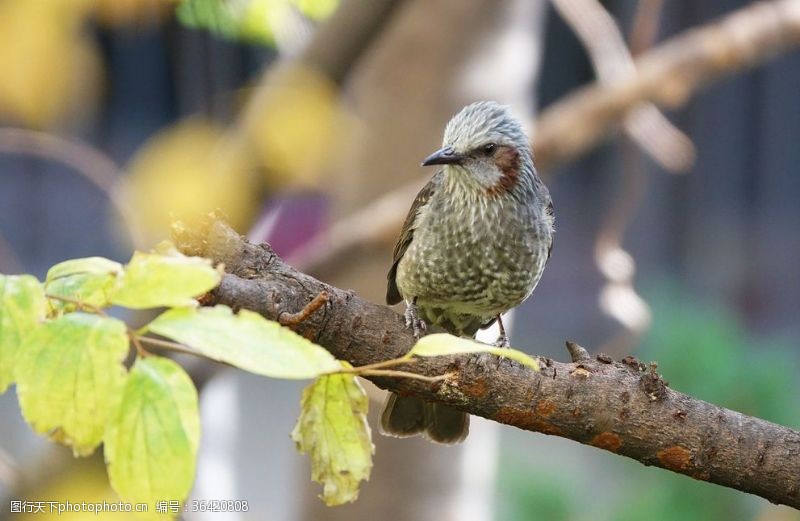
15;313;129;456
0;274;46;393
408;333;540;371
105;356;199;518
111;250;221;309
291;373;373;505
145;305;342;379
46;256;123;281
45;257;123;310
247;65;354;189
176;0;338;45
0;1;101;127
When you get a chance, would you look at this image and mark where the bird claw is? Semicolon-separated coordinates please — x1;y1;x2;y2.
404;302;427;339
492;334;510;348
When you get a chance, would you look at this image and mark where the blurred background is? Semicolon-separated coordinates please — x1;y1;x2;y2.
1;0;799;520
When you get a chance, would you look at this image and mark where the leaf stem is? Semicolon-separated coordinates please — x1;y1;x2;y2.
128;332;151;358
357;369;451;383
135;335;204;358
342;357;416;373
45;293;108;316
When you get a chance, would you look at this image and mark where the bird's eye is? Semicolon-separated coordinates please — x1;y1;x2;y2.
482;143;497;155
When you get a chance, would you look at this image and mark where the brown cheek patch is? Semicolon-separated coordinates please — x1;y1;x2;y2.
486;145;520;196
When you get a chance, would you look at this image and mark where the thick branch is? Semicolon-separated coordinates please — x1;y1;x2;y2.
174;218;800;509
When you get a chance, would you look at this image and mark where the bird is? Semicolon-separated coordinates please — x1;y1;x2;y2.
380;101;554;444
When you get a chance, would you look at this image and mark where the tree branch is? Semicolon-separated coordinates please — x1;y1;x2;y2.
550;0;695;172
174;217;800;509
533;0;800;169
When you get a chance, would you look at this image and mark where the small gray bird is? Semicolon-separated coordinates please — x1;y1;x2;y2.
380;101;554;444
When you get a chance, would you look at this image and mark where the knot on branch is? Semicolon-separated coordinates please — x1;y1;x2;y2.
640;362;668;401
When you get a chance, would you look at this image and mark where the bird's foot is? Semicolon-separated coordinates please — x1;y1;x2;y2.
492;334;510;348
493;314;509;348
404;300;427;339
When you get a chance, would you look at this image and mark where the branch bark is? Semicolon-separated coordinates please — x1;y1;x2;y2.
174;217;800;510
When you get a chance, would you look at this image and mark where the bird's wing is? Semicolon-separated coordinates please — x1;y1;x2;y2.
546;199;554;262
386;171;443;305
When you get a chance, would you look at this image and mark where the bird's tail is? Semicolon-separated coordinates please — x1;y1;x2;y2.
380;393;469;444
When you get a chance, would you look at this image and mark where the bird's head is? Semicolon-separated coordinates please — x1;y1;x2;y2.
422;101;533;195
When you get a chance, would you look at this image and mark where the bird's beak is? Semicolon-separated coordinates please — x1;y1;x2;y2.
421;146;465;166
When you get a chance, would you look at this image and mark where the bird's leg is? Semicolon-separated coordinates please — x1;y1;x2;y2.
493;314;510;348
404;297;427;339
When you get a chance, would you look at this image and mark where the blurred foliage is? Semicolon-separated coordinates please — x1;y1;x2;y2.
245;65;356;189
499;280;800;521
497;464;573;521
641;281;800;429
126;119;259;241
93;0;173;27
176;0;338;44
0;0;101;127
124;64;355;243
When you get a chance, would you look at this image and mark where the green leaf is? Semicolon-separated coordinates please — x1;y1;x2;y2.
44;257;123;310
145;305;342;379
105;356;199;517
176;0;338;45
111;250;220;309
408;333;540;371
0;274;46;393
15;313;129;456
291;373;373;505
46;256;123;281
46;274;115;310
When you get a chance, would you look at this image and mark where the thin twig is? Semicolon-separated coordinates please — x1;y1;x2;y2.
533;0;800;170
342;357;418;373
594;0;664;358
129;332;150;358
136;335;204;358
279;291;330;326
550;0;695;172
356;369;451;383
629;0;664;55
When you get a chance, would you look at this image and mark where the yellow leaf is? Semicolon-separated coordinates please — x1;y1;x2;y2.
15;313;129;456
111;250;220;309
292;373;373;505
126;119;259;241
0;0;100;127
246;65;355;188
0;274;46;393
409;333;540;371
105;356;199;519
146;306;343;378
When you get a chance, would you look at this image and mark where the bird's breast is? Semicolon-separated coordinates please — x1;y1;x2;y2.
395;196;550;316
